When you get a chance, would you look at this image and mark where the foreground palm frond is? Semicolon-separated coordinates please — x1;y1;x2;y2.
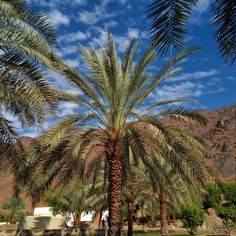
147;0;198;56
147;0;236;65
211;0;236;65
0;0;60;161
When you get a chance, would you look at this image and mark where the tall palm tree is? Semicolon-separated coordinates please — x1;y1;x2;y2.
147;0;236;65
23;35;206;236
0;0;59;158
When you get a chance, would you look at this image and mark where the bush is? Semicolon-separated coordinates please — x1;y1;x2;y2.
137;216;149;226
215;205;236;235
203;184;221;209
219;183;236;204
181;205;205;235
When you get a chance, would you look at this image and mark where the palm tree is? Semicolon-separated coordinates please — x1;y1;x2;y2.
155;159;204;236
23;35;206;236
0;196;25;224
147;0;236;65
45;181;93;229
133;152;205;236
0;0;58;155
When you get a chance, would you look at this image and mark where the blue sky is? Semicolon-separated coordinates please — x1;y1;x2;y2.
18;0;236;136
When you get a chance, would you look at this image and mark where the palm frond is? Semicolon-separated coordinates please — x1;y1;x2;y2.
143;98;193;111
158;106;207;126
38;114;98;147
211;0;236;65
147;0;198;56
0;116;17;144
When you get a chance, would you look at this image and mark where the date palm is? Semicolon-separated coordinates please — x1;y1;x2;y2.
125;146;206;236
147;0;236;65
149;153;205;236
0;0;58;156
45;181;93;228
25;35;206;235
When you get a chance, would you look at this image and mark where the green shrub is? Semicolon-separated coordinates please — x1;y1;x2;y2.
215;205;236;235
203;184;221;208
219;183;236;204
181;205;205;235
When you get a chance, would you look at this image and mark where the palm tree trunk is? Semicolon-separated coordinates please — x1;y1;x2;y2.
107;142;122;236
172;211;177;227
73;212;81;231
99;210;102;227
126;196;134;236
160;192;168;236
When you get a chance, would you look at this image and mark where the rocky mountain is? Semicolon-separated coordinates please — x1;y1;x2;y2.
194;103;236;181
0;104;235;204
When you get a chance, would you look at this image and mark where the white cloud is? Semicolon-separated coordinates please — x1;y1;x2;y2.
184;35;195;43
89;27;146;52
58;101;79;117
73;0;87;4
65;89;82;95
104;20;118;28
190;0;211;25
170;69;219;82
154;81;205;99
118;0;128;4
65;59;80;68
78;10;100;25
89;27;108;48
28;0;87;8
114;36;130;52
45;71;73;90
78;3;115;25
227;76;236;81
57;45;80;57
208;87;226;94
194;0;211;13
1;109;21;129
48;10;70;27
59;31;91;43
128;28;139;38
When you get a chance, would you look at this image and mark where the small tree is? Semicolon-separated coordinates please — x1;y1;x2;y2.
181;205;205;235
215;205;236;236
45;182;92;228
143;199;159;227
0;196;25;224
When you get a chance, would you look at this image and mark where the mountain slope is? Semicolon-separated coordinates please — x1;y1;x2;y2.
196;104;236;180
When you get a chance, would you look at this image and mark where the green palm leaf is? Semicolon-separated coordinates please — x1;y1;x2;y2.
147;0;198;56
211;0;236;65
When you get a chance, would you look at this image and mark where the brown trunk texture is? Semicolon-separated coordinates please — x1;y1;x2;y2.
74;212;81;232
107;142;122;236
127;197;133;236
160;192;169;236
173;211;177;227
